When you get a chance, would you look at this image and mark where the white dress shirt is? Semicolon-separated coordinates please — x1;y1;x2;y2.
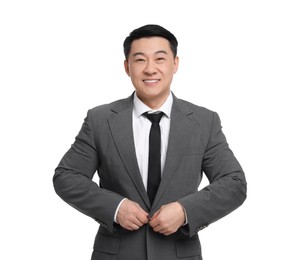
132;92;173;189
113;92;173;222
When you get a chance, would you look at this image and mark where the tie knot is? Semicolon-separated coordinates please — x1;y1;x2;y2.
144;112;164;124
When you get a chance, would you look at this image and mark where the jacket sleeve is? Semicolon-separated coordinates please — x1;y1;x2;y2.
53;110;124;233
178;112;247;237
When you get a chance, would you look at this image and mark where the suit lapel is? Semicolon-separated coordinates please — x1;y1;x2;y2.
152;97;197;208
107;95;150;208
106;94;197;210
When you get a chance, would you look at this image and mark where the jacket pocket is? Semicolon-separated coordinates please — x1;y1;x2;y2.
176;236;201;258
93;232;120;255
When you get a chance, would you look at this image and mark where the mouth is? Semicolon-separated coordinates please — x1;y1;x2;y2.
143;79;160;84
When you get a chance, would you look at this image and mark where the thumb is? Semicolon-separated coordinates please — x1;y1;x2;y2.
149;209;161;221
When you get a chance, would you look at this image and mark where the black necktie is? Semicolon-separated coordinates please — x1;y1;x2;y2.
145;112;164;204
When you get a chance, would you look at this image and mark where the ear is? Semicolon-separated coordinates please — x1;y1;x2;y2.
124;60;130;76
173;56;179;74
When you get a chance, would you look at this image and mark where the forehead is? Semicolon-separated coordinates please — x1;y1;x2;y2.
130;37;171;55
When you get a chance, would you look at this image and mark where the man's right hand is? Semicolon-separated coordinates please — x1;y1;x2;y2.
116;199;149;231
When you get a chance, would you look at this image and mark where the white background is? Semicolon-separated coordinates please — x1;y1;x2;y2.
1;1;301;259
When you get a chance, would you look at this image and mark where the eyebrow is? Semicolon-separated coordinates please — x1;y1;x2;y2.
132;50;168;57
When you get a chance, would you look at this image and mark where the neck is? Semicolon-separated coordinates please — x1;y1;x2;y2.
137;92;170;110
144;100;165;110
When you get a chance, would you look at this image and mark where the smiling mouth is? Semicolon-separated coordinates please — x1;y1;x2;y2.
143;79;160;83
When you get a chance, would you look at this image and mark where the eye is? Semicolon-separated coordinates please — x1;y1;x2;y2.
156;57;166;63
135;58;145;62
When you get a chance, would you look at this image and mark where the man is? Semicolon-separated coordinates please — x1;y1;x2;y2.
53;24;247;260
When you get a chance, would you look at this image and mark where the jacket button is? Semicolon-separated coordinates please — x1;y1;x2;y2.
196;225;208;232
94;219;107;227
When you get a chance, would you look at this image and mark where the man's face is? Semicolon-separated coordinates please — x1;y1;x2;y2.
124;37;179;108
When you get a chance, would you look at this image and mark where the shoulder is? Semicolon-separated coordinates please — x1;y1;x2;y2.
176;98;213;114
88;94;134;118
174;97;223;136
173;95;217;121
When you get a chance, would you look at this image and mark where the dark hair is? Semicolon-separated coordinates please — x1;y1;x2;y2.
123;24;178;60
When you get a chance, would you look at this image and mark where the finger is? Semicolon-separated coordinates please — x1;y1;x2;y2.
124;223;139;231
129;210;149;226
149;209;160;221
162;230;173;236
131;208;148;226
155;226;175;236
152;220;168;232
129;222;140;230
136;215;148;225
124;216;143;230
132;217;146;227
134;204;149;220
148;217;159;228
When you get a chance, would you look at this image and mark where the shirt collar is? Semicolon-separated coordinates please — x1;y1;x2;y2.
133;92;173;119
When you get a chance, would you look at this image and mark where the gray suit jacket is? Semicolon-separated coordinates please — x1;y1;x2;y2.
53;93;247;260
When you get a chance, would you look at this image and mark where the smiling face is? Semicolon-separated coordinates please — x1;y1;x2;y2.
124;37;179;109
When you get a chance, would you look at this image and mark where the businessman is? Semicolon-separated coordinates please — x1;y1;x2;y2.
53;24;247;260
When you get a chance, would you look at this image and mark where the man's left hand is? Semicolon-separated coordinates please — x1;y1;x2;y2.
149;202;186;236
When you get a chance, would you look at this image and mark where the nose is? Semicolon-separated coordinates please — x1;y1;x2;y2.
144;61;157;75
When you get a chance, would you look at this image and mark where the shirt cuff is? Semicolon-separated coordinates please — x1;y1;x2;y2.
114;198;127;223
177;201;188;226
